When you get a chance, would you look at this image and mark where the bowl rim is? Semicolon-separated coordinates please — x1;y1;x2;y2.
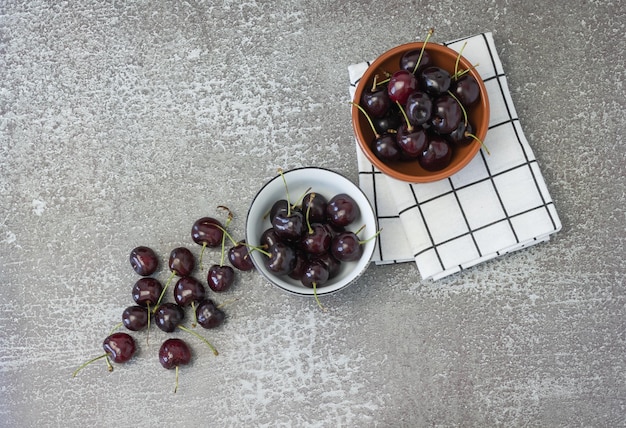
244;166;378;296
351;41;490;183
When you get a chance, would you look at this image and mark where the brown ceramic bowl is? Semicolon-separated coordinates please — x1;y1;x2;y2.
352;42;490;183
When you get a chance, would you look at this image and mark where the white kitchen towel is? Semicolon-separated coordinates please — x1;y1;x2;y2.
348;32;562;280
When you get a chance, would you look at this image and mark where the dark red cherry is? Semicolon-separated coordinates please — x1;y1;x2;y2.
372;111;402;135
228;241;255;271
168;247;195;277
264;242;296;275
314;252;341;279
271;209;305;242
195;299;226;329
397;123;428;159
326;193;360;227
132;277;163;308
191;217;224;248
173;276;206;307
288;249;309;280
269;199;289;223
387;70;418;105
405;91;433;127
301;192;328;224
207;264;235;292
331;231;363;262
373;133;402;161
301;223;332;256
122;306;149;331
300;259;330;288
430;94;463;135
361;82;391;118
420;66;451;96
452;74;480;106
73;332;137;377
129;246;159;276
103;332;136;364
446;120;474;146
260;227;280;248
419;135;453;171
399;48;433;74
154;302;185;333
159;338;191;370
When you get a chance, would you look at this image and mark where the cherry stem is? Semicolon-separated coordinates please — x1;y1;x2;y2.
395;100;414;132
178;325;219;356
454;41;467;78
305;193;315;234
412;27;434;74
359;228;382;245
216;298;239;309
174;365;180;393
109;322;123;335
446;90;468;127
312;282;326;311
72;353;108;377
191;301;198;328
467;132;491;155
350;101;380;138
451;63;479;80
370;74;378;93
198;242;207;270
277;168;292;216
154;270;176;312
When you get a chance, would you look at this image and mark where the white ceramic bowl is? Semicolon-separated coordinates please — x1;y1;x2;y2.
245;167;377;296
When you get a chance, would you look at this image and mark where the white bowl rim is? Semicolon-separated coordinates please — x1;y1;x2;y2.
245;167;378;296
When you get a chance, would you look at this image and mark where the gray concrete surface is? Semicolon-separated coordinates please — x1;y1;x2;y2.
1;1;624;427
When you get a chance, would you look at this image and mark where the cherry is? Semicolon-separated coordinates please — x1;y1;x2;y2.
446;120;474;146
452;74;480;106
420;66;451;96
287;248;309;280
300;259;330;310
260;227;280;248
195;299;226;329
159;338;192;393
132;277;163;309
331;231;364;262
373;111;402;135
264;242;296;275
419;135;453;171
405;91;433;127
129;246;159;276
72;332;136;377
191;217;224;249
207;264;235;292
301;223;332;256
122;305;149;331
168;247;195;277
360;75;391;118
154;302;185;333
301;259;329;288
314;252;341;279
272;209;305;242
430;94;463;135
268;199;289;223
387;70;418;105
326;193;360;227
400;48;433;75
301;192;328;224
173;276;206;307
228;240;255;271
397;123;428;159
373;133;402;161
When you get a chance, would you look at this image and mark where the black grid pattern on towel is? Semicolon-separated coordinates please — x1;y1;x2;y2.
349;32;561;274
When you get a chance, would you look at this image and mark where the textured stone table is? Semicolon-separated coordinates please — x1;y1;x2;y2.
1;1;624;427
